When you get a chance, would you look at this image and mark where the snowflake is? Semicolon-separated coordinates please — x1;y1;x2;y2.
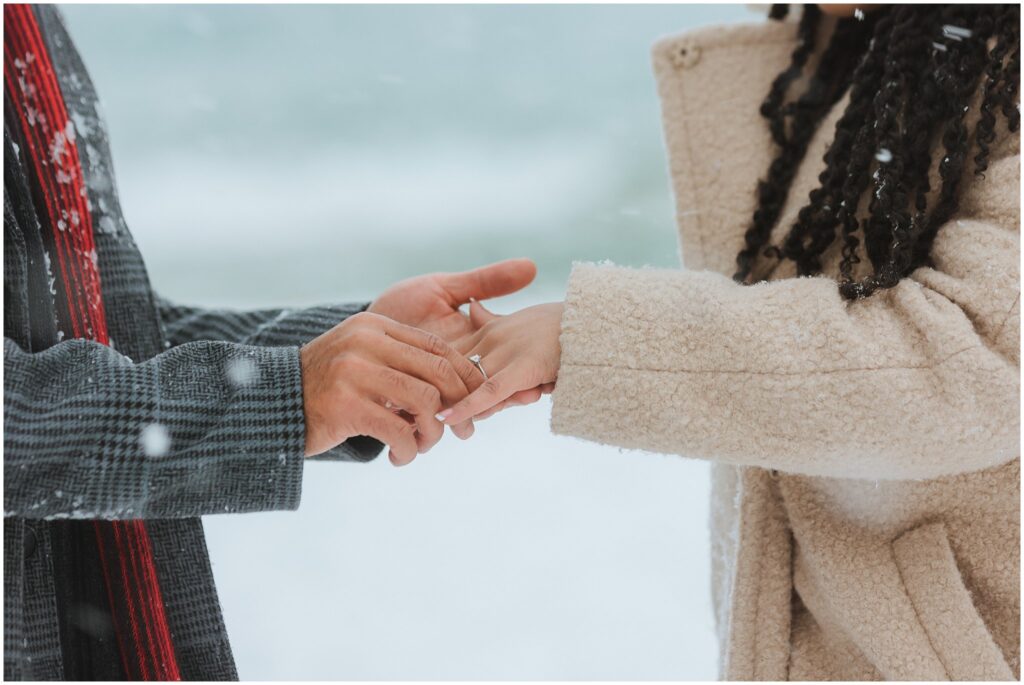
140;424;171;457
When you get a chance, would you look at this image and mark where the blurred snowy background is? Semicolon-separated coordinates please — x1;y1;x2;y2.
61;4;752;679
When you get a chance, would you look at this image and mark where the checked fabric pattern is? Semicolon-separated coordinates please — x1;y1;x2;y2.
4;5;381;680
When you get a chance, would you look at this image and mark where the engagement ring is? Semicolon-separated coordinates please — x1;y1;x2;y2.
468;354;488;380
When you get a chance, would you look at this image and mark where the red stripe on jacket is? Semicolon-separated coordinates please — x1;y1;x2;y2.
4;5;182;680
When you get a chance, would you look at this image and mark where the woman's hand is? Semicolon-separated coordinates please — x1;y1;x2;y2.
437;302;564;426
367;258;536;439
301;312;482;465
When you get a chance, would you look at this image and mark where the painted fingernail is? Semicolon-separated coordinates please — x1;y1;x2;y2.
435;409;453;422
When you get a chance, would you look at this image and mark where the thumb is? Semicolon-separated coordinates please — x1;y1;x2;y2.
441;258;537;304
468;298;499;329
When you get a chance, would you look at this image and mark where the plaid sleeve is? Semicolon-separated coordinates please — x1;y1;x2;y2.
4;336;308;520
156;297;368;348
156;297;384;463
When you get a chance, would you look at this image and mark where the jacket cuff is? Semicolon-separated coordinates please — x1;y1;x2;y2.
205;343;307;513
309;435;385;463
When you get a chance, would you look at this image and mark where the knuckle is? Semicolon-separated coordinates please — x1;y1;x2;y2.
350;326;376;347
421;384;441;409
423;333;446;357
346;311;370;329
431;355;453;381
386;369;412;396
377;366;400;387
349;311;379;326
465;369;484;392
331;352;362;376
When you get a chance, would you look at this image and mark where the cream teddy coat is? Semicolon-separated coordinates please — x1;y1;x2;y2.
550;19;1020;681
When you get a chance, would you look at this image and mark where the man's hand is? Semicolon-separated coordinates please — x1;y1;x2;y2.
300;312;482;465
367;258;537;341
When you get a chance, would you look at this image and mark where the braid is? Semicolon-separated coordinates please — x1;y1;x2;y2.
782;11;895;277
974;5;1017;177
738;5;1020;300
998;18;1021;133
761;6;823;147
856;7;931;286
907;6;999;273
735;5;829;283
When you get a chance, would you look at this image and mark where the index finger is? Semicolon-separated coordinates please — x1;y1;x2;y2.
436;370;515;426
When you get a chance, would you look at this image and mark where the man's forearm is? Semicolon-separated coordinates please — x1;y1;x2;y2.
156;296;369;348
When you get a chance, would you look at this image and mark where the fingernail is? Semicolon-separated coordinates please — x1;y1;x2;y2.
435;409;453;422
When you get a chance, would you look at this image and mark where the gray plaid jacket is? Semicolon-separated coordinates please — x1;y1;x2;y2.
4;6;381;680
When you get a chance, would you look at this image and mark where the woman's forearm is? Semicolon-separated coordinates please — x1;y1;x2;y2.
549;259;1018;480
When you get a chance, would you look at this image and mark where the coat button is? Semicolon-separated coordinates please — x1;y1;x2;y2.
23;524;38;559
672;42;701;69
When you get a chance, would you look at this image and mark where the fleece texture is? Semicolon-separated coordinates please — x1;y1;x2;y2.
550;19;1020;681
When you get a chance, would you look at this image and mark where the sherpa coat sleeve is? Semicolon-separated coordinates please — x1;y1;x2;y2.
550;156;1020;482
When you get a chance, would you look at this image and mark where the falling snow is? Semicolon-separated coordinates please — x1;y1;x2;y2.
875;148;893;163
41;251;57;296
226;356;260;387
140;423;171;457
50;131;67;164
942;25;972;41
853;8;865;21
71;111;92;138
99;216;117;233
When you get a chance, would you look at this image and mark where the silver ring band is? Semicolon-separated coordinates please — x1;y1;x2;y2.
468;354;488;380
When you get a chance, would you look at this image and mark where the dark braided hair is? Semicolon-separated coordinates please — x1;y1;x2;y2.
734;4;1021;300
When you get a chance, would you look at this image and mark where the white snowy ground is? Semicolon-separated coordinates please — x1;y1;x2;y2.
203;395;718;680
